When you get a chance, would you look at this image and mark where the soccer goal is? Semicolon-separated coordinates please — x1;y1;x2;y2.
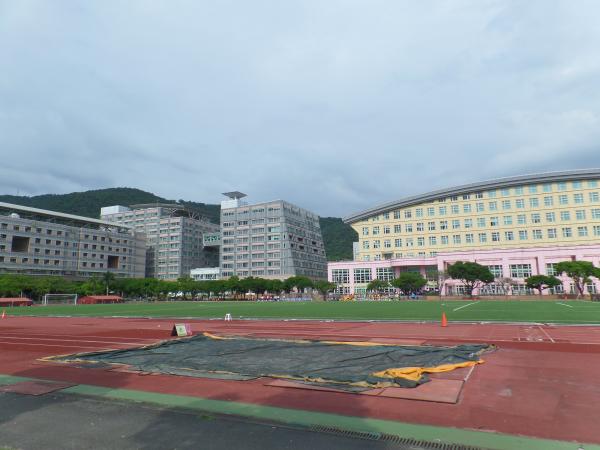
42;293;79;305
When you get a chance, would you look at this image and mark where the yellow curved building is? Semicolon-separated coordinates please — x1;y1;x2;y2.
345;169;600;261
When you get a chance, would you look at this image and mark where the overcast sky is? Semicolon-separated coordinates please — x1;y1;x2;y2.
1;1;599;217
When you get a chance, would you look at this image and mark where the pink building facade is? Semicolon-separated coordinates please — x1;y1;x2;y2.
328;245;600;296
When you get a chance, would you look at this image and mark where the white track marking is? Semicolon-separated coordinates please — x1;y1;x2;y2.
0;335;150;346
464;364;476;382
556;302;574;308
453;301;480;312
537;326;555;343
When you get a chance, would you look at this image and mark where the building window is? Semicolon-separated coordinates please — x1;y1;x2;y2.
464;219;473;228
383;225;390;234
558;194;569;205
362;241;370;250
560;211;571;221
441;236;449;245
416;223;424;232
373;240;381;249
531;213;541;224
488;265;503;277
577;226;588;237
415;208;423;218
529;185;538;194
519;230;528;240
451;205;459;214
592;209;600;219
490;217;499;227
476;202;484;212
504;231;514;241
440;220;448;230
428;221;436;231
465;233;474;243
562;227;572;238
545;212;556;222
510;264;532;278
489;201;497;211
544;196;553;207
503;216;513;226
376;267;394;281
452;220;460;229
529;198;539;208
372;226;380;235
532;229;543;239
453;235;461;244
576;210;586;220
463;204;472;213
354;268;372;283
429;236;437;245
547;228;557;239
394;224;401;233
574;193;584;204
439;206;447;215
362;227;369;236
427;207;435;216
502;200;511;210
545;263;557;276
515;199;525;209
589;191;599;202
478;233;487;243
417;237;425;246
384;239;391;248
394;238;402;247
332;269;350;283
594;225;600;236
491;232;500;242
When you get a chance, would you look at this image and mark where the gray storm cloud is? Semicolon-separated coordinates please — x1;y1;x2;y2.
1;0;599;216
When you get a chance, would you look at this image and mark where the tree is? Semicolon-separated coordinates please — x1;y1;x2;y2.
555;261;598;298
391;272;426;295
525;275;561;297
366;279;390;296
496;277;514;297
102;271;116;295
447;261;494;298
313;280;337;298
283;276;314;293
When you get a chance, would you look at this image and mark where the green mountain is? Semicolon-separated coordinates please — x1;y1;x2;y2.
0;188;356;261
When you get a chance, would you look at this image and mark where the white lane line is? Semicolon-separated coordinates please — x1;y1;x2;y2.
538;326;555;343
556;302;574;308
453;301;480;312
0;336;151;346
464;364;476;382
0;341;113;349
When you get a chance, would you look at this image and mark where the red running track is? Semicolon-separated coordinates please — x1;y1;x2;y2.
2;316;600;444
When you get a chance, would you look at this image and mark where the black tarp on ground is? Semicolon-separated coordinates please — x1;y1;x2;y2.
59;334;492;390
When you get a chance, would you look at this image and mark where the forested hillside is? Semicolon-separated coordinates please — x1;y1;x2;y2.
0;188;356;261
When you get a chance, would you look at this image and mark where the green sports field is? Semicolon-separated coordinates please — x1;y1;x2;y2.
4;300;600;324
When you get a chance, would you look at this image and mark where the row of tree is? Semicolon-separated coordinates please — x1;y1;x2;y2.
0;273;337;301
366;260;600;298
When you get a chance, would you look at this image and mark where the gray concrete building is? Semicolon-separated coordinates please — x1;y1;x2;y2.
101;204;219;280
0;202;145;278
215;193;327;280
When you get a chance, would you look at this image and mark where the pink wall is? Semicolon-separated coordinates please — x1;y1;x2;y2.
328;244;600;296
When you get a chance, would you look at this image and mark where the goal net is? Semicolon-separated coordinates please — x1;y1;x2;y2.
42;293;79;305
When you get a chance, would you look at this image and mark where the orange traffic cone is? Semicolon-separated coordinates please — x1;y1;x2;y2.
441;312;448;327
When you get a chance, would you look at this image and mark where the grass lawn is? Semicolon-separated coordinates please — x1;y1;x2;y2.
3;300;600;324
